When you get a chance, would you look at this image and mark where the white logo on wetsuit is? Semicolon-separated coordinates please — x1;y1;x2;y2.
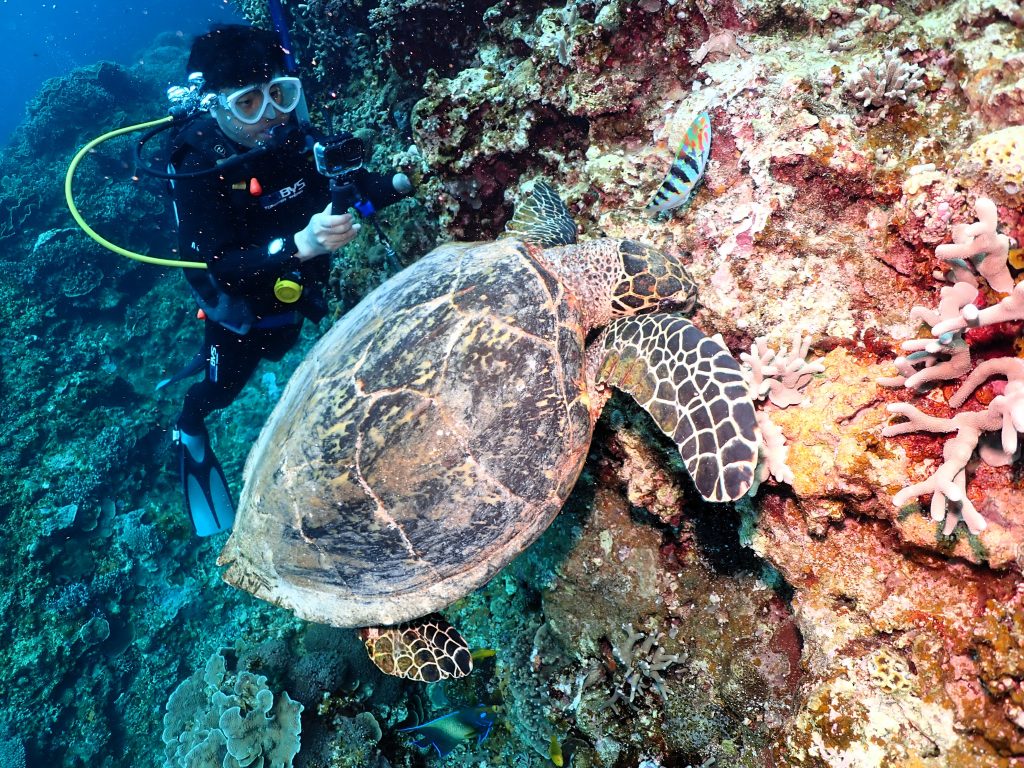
261;179;306;210
209;344;219;383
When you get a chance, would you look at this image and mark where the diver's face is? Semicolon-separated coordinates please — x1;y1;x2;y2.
211;80;295;148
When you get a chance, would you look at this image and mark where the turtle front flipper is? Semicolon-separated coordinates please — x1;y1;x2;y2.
360;614;473;682
502;180;578;247
596;313;758;502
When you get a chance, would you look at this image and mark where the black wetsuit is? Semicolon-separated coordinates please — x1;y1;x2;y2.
170;117;402;433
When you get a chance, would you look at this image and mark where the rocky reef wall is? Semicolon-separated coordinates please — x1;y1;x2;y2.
1;0;1023;766
282;0;1024;764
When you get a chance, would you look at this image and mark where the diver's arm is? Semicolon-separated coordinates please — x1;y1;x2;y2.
294;204;360;260
354;169;413;213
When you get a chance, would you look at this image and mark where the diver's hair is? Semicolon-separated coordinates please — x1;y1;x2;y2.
187;24;286;91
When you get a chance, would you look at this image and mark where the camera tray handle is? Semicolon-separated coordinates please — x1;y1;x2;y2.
330;177;402;274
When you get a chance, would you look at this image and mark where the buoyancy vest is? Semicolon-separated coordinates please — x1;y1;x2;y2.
167;119;327;334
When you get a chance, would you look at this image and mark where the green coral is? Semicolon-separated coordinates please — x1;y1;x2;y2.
162;649;304;768
326;712;384;768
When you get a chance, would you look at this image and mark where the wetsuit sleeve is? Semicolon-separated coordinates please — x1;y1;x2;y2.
355;169;412;213
173;150;295;295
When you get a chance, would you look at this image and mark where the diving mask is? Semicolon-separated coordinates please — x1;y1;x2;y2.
218;76;303;124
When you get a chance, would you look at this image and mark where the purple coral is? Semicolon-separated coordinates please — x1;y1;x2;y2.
844;51;925;116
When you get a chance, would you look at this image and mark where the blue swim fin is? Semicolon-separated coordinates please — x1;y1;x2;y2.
175;425;235;536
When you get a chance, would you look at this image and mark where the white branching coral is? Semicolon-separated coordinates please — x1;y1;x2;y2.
844;51;924;115
883;359;1024;535
743;334;824;408
740;334;824;488
935;197;1013;293
876;325;973;391
877;198;1009;392
936;281;1024;336
584;624;683;713
880;196;1022;535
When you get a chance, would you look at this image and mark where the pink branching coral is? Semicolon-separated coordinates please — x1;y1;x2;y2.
744;334;824;408
935;197;1013;293
934;281;1024;338
884;359;1024;535
742;334;824;487
881;196;1022;535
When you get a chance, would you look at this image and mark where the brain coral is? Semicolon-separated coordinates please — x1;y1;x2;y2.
161;649;304;768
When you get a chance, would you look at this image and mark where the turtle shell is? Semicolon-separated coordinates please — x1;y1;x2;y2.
219;239;594;627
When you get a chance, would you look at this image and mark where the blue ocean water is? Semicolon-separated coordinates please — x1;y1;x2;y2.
0;0;244;146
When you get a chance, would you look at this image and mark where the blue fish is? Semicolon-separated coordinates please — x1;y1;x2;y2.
398;705;499;758
646;111;712;216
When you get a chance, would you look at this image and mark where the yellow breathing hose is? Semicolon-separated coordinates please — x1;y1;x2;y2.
64;115;207;269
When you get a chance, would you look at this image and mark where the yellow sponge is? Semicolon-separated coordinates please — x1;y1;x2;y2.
956;125;1024;203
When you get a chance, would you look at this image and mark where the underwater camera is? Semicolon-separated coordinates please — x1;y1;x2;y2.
313;135;378;219
166;73;216;121
313;135;365;179
312;134;412;273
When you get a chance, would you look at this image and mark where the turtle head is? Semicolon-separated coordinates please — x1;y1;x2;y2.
610;240;697;319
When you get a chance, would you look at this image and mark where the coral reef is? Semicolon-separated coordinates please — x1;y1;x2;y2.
4;0;1024;766
379;0;1024;760
161;649;304;768
880;196;1023;536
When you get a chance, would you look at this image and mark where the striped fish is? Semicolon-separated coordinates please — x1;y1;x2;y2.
646;111;711;216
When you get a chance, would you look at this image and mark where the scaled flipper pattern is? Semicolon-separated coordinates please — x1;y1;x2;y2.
502;181;578;248
361;614;473;682
597;313;758;501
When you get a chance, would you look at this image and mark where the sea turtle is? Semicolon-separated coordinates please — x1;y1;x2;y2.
217;183;758;681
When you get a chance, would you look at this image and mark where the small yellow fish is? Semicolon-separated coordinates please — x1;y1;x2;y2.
471;648;496;661
550;733;564;767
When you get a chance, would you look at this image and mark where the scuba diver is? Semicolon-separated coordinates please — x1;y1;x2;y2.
163;24;412;536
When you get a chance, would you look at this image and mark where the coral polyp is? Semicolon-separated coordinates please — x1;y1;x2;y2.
593;623;684;713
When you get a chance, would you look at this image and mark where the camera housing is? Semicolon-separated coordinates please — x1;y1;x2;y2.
166;72;216;121
313;136;365;179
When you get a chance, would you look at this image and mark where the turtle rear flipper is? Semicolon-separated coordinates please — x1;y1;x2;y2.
360;614;473;681
596;313;758;502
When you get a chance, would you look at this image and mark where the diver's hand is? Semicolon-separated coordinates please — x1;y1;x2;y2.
294;204;361;260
